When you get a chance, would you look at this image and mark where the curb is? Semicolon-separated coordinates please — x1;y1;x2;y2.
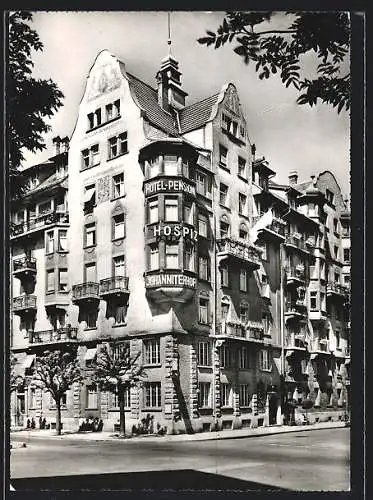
11;421;347;444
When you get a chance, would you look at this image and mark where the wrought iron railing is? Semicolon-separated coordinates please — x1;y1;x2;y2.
12;295;37;311
99;276;129;294
72;282;99;301
13;257;37;272
11;211;69;237
252;214;286;236
216;237;261;266
30;326;78;344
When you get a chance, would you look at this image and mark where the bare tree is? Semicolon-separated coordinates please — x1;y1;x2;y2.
92;341;146;437
31;349;82;435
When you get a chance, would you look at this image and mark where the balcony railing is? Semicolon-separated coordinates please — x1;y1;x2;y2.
216;237;261;268
13;257;37;274
99;276;129;296
72;282;99;303
252;214;286;238
11;210;69;238
326;282;349;297
285;235;314;253
12;295;37;312
310;339;330;353
285;265;305;285
217;320;264;341
30;326;78;345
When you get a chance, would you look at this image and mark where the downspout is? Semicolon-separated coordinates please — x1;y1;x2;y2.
211;154;218;430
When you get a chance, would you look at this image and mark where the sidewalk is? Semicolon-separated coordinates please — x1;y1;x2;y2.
11;420;347;444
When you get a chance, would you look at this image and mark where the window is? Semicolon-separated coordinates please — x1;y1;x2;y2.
220;383;232;406
198;342;211;366
344;274;350;285
113;255;125;277
108;132;128;159
198;214;208;237
46;230;54;254
220;221;230;239
46;269;55;292
320;292;326;311
239;193;247;214
163;154;178;176
326;189;334;205
239;384;250;406
149;244;159;270
221;299;230;320
58;269;68;291
262;312;270;335
82;308;97;329
219;183;228;205
81;144;99;170
183;203;193;225
39;200;51;215
220;345;231;368
335;330;340;348
29;388;36;408
85;223;96;247
240;125;245;137
165;243;179;268
220;265;229;287
110;386;130;409
56;229;67;252
238;157;246;178
113;173;125;198
231;121;238;136
239;226;248;241
239;301;249;324
165;197;178;221
148;158;159;179
143;338;160;365
257;241;267;260
240;268;247;292
333;218;339;234
219;145;228;167
50;392;67;408
106;99;120;121
184;244;195;272
55;195;65;212
308;203;316;216
222;113;231;132
144;382;161;408
238;347;250;369
198;296;209;324
84;183;96;213
259;349;271;371
148;199;159;224
113;213;125;240
343;248;350;263
198;382;211;408
84;263;96;283
86;385;98;409
310;291;317;310
199;256;209;281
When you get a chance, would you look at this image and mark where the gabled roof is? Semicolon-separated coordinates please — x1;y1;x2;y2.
179;93;220;133
24;173;68;199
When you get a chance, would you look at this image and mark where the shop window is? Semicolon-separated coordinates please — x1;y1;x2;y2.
197;341;211;366
198;382;211;408
220;383;232;406
86;385;98;409
58;269;68;292
165;243;179;269
143;338;160;365
108;132;128;160
113;173;125;198
144;382;161;408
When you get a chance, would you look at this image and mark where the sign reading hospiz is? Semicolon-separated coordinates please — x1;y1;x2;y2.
153;224;198;242
144;178;196;196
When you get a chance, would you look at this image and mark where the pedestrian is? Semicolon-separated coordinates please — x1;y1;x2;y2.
39;416;43;429
30;417;36;429
26;418;31;429
42;418;47;430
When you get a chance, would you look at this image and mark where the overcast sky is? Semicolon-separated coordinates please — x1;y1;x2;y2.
25;11;350;198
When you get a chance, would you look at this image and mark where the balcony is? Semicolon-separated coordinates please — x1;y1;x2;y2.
99;276;129;299
310;339;331;356
252;214;286;240
284;303;306;322
217;320;264;342
309;309;328;322
30;326;78;345
12;295;37;315
13;257;37;280
144;270;197;303
326;282;349;299
11;211;69;239
285;265;305;287
72;282;100;305
216;237;261;269
284;235;314;255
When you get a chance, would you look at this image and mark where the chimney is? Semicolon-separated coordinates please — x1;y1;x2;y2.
52;136;61;155
288;171;298;185
61;136;70;153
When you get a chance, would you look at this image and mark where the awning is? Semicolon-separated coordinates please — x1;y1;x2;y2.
83;188;95;203
84;348;97;361
23;354;35;369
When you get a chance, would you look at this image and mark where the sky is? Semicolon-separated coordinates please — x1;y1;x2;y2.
24;11;350;198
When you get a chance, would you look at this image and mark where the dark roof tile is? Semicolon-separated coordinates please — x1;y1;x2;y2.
179;93;220;133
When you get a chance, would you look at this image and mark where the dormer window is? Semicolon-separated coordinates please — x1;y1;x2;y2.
325;189;334;205
29;176;39;189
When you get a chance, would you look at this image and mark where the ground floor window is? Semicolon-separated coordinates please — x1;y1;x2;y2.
198;382;211;408
86;385;98;409
220;383;232;407
110;386;130;408
239;384;250;407
144;382;161;408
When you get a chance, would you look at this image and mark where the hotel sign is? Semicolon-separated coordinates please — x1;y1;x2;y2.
153;224;198;242
145;273;197;289
144;178;196;197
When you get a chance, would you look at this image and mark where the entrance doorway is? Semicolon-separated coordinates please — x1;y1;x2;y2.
16;394;25;427
268;394;278;425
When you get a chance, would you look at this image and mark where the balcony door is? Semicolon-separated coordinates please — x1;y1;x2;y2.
84;263;96;283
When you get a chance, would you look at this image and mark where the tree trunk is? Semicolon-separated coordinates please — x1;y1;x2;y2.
118;385;126;437
56;399;62;436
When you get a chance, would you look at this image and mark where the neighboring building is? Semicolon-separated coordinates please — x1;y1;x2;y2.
10;49;351;433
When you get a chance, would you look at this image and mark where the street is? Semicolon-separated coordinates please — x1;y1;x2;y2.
10;428;350;491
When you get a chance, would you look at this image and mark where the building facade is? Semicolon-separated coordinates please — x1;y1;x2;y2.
10;49;351;433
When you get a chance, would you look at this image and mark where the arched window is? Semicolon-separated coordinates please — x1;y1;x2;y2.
220;214;230;239
198;290;210;325
239;300;249;324
239;222;248;241
221;295;230;320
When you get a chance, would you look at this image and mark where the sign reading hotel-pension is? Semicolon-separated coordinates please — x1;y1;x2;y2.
145;273;197;289
144;178;196;196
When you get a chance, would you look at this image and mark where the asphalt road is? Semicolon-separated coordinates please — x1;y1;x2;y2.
10;428;350;491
